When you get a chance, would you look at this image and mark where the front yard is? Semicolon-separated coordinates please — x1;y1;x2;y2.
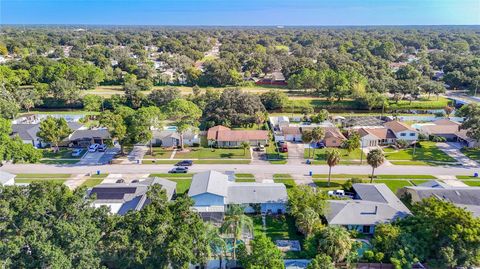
149;173;193;195
42;148;85;159
460;148;480;162
15;174;71;184
265;143;288;164
305;147;366;165
174;147;250;159
384;141;457;166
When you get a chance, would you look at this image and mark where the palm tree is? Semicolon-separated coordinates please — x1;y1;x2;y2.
205;224;227;268
220;205;253;261
302;130;313;158
311;127;325;159
295;207;321;237
367;149;385;183
316;226;352;264
326;149;341;187
240;141;250;156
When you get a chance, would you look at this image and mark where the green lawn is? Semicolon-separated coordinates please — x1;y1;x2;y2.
456;175;480;180
174;147;250;159
460;148;480;162
313;179;347;191
39;159;79;164
15;178;68;184
142;160;179;164
306;147;366;165
142;147;173;159
373;180;412;193
80;174;108;188
142;159;250;164
235;173;255;182
253;215;309;259
42;148;85;159
273;178;296;190
410;179;432;186
266;143;288;164
149;173;193;194
385;142;456;165
15;174;71;178
463;181;480;187
312;174;435;180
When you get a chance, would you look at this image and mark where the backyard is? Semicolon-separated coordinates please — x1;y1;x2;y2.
384;141;457;165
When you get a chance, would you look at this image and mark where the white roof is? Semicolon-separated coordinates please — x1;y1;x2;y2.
188;171;230;197
0;171;15;185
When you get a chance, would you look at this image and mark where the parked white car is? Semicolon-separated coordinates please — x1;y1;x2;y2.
88;143;100;152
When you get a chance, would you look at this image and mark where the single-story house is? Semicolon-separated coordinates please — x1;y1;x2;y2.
0;171;15;186
417;119;477;146
397;180;480;217
89;177;177;215
384;121;418;141
357;127;397;147
282;126;302;142
323;127;347;147
188;171;288;222
207;126;269;147
151;128;199;147
65;128;111;147
11;122;82;148
326;183;411;234
256;71;287;86
342;116;386;129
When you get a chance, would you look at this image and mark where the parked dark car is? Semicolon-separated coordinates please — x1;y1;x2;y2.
169;167;189;173
279;144;288;153
317;142;325;149
175;160;193;166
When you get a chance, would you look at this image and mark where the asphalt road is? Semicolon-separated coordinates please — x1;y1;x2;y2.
0;163;477;177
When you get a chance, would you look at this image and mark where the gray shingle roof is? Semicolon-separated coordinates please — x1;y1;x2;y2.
403;186;480;206
227;183;288;204
68;128;111;141
188;171;229;197
188;170;288;205
12;122;82;141
326;183;411;226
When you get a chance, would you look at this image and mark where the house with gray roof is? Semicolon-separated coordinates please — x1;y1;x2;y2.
65;128;111;147
188;171;288;222
89;177;176;215
397;180;480;217
0;171;15;186
11;122;82;148
326;183;411;234
151;128;199;148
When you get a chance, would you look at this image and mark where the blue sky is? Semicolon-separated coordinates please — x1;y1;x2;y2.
1;0;479;25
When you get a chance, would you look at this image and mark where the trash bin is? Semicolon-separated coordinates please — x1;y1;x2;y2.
96;170;100;175
474;172;478;178
306;159;311;165
137;160;140;164
309;171;313;176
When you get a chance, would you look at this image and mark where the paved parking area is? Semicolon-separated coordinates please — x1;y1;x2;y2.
287;142;304;165
79;151;106;165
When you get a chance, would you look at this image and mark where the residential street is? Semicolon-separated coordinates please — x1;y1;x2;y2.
1;162;477;177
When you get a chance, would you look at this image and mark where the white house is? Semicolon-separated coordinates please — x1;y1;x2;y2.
384;121;418;141
0;171;15;186
357;127;397;147
188;171;288;222
151;127;199;147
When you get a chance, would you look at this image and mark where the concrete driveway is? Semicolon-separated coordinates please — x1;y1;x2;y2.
287;142;304;165
78;151;106;165
437;142;478;167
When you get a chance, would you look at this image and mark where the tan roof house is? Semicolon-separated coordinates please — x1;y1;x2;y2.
324;127;347;147
207;126;269;147
358;127;397;147
384;121;418;141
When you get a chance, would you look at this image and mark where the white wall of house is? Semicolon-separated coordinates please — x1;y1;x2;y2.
394;131;418;141
285;134;302;142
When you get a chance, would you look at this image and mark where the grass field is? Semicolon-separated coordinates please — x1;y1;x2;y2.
142;147;173;159
384;142;456;165
313;179;347;191
456;175;479;180
373;180;412;193
311;174;436;180
235;173;256;182
266;143;288;164
463;181;480;187
174;147;250;159
39;159;79;164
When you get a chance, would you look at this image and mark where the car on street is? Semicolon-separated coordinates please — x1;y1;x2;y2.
175;160;193;166
98;144;107;152
71;148;83;157
88;143;100;152
168;167;189;173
